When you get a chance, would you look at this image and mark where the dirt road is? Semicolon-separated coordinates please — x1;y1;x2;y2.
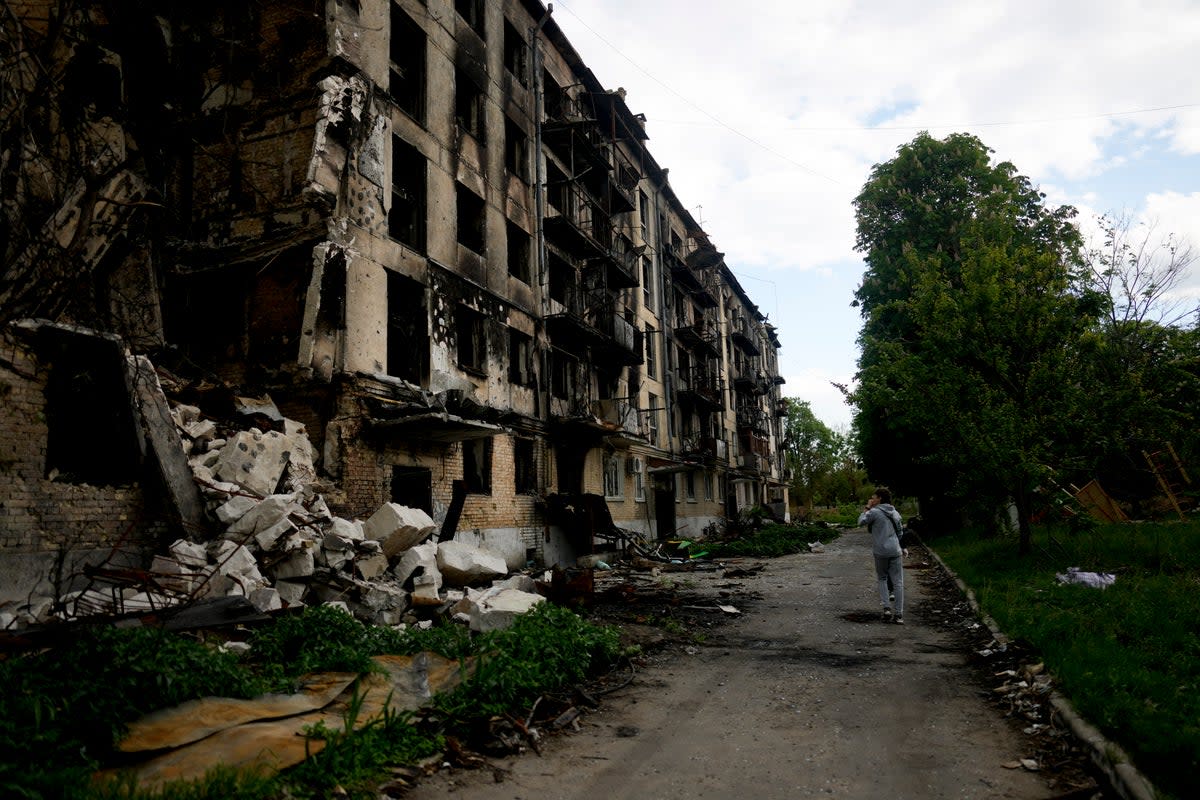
408;530;1106;800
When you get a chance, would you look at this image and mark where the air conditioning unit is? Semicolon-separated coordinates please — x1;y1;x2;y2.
626;456;643;476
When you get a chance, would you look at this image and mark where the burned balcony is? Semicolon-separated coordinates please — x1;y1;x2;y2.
672;312;721;360
592;398;646;445
730;314;762;356
775;398;790;417
732;361;766;395
546;285;643;366
676;364;724;411
737;405;771;436
587;233;639;291
667;249;719;309
681;434;727;464
607;145;640;214
542;94;609;172
545;181;613;260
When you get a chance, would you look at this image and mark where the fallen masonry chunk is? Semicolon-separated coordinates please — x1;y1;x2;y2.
437;541;507;587
363;503;437;557
213;430;292;497
468;588;545;632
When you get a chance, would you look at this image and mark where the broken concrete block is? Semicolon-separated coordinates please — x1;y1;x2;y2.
271;548;315;581
362;503;436;557
468;588;545;632
172;404;202;428
322;531;355;552
282;419;317;491
363;583;407;612
150;555;198;594
185;419;217;444
274;580;307;607
327;516;364;542
227;494;299;538
492;574;538;593
317;547;353;572
437;541;508;587
392;542;441;591
254;518;297;552
215;495;259;525
210;541;262;582
213;430;292;496
357;539;383;555
169;539;208;570
410;574;442;606
249;587;283;613
355;552;390;580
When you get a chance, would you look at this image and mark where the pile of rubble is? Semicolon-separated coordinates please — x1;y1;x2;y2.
51;394;546;634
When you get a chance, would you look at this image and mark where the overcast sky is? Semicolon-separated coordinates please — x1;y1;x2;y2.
550;0;1200;430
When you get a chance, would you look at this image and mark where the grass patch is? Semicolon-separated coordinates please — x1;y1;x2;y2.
1;602;619;800
693;522;841;559
930;521;1200;800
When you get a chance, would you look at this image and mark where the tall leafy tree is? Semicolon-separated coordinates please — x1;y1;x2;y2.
851;132;1096;551
781;398;839;511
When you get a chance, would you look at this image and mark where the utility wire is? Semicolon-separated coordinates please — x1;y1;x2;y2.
554;1;847;188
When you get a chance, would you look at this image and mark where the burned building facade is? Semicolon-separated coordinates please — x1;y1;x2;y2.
0;0;788;592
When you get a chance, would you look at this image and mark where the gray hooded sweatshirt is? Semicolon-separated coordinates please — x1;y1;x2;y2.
858;503;904;557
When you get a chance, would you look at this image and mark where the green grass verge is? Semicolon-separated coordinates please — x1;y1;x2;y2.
1;603;619;800
930;521;1200;800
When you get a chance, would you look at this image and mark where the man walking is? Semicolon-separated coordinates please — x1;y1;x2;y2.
858;487;905;624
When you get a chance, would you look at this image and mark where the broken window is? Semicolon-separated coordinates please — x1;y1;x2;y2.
389;136;426;249
548;253;574;307
603;453;623;499
703;471;714;501
389;6;426;121
503;19;528;85
42;329;140;485
463;438;492;494
685;471;696;501
647;392;659;445
508;328;534;386
455;67;485;141
455;0;485;38
639;190;650;237
644;325;656;378
551;351;576;400
513;437;536;494
387;272;428;384
642;256;654;311
455;304;486;374
390;466;432;515
507;220;531;284
456;183;486;254
504;117;529;182
632;457;645;502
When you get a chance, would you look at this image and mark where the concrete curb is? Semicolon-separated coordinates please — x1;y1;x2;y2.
922;546;1160;800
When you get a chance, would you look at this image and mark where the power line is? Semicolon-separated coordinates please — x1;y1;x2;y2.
554;1;847;188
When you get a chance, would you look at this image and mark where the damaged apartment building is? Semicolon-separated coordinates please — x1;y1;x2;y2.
0;0;789;602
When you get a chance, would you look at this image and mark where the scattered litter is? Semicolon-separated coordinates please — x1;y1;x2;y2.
807;541;825;553
1020;758;1040;771
1055;567;1116;589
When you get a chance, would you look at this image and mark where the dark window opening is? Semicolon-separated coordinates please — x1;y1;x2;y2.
455;0;485;37
548;253;575;306
389;136;426;249
387;272;428;384
455;67;485;141
389;5;426;121
456;183;486;254
463;438;492;494
509;327;534;386
504;117;529;181
645;324;656;378
507;220;531;284
42;330;140;485
455;304;486;373
551;351;576;400
390;466;432;515
503;19;528;85
514;437;536;494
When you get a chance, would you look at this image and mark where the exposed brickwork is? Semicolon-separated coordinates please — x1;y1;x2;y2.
0;334;165;557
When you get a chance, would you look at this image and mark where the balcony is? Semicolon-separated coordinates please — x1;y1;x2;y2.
592;398;646;444
676;365;724;411
730;315;762;356
672;314;720;359
545;181;612;259
542;95;609;172
732;362;766;395
608;146;640;214
737;406;770;436
587;233;639;290
545;286;642;366
681;434;727;463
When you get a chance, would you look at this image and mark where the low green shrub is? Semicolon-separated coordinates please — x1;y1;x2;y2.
693;522;841;559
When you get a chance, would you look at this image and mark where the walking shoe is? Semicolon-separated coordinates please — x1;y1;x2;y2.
882;608;893;622
889;593;895;602
893;615;905;625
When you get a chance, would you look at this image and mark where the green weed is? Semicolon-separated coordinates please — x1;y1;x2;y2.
932;521;1200;800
